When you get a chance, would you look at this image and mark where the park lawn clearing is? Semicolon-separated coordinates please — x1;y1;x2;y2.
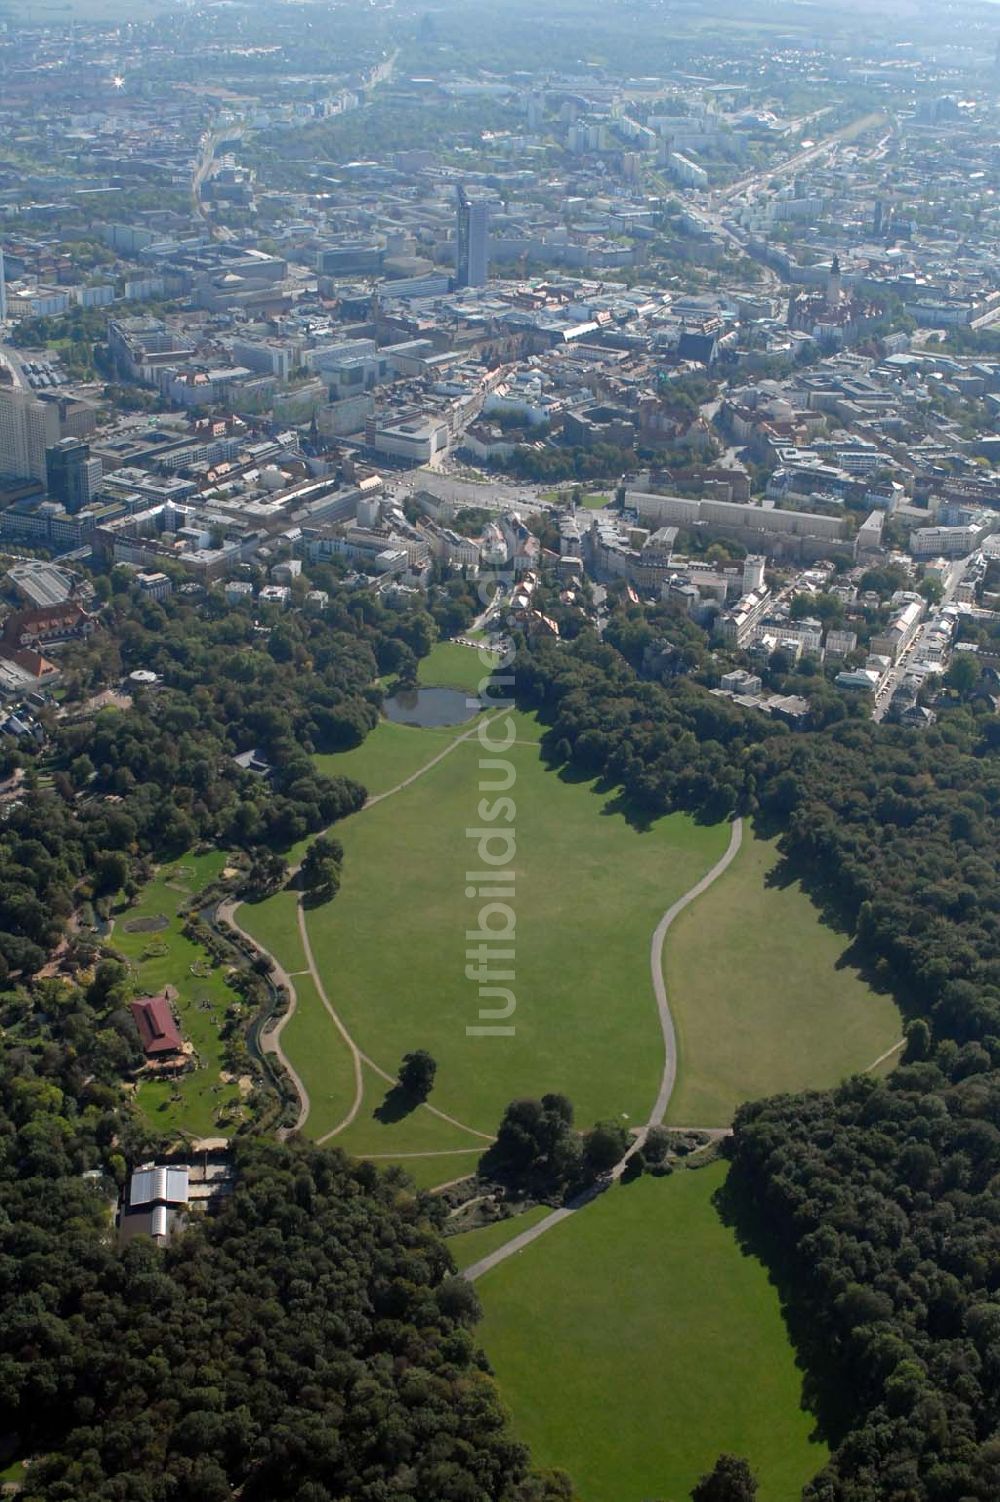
112;852;241;1138
664;831;900;1127
418;640;497;693
314;710;543;795
448;1204;553;1271
298;737;727;1141
507;707;545;743
239;887;307;977
332;1062;488;1156
311;700;539;805
475;1161;827;1502
581;492;611;509
276;972;356;1140
375;1154;480;1192
314;719;456;799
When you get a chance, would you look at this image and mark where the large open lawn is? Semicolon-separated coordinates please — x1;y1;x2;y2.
242;723;897;1173
297;740;727;1138
473;1162;827;1502
314;720;457;799
664;831;900;1126
277;973;356;1141
418;640;498;693
241;731;726;1149
111;851;242;1138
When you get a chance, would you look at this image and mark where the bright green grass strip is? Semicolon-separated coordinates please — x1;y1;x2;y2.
277;972;356;1142
418;640;498;693
507;708;545;743
372;1154;480;1192
333;1063;488;1156
664;831;901;1127
476;1163;827;1502
448;1204;553;1271
237;888;307;977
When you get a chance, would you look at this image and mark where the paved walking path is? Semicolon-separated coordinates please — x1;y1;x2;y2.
219;898;310;1136
642;818;744;1141
462;818;744;1281
220;712;500;1141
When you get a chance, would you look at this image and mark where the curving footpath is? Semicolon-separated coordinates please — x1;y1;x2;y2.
218;897;310;1136
221;712;500;1141
642;817;744;1142
462;817;744;1282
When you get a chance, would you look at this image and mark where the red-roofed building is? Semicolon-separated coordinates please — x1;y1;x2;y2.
2;600;94;650
130;994;185;1064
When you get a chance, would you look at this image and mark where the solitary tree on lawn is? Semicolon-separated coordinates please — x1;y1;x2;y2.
398;1049;437;1101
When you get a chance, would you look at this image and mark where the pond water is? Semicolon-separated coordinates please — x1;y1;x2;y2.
383;686;480;728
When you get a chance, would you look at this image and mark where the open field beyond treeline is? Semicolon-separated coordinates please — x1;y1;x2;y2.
664;830;901;1126
463;1161;828;1502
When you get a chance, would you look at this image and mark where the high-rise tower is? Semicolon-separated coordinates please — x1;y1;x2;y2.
0;386;60;482
46;436;102;512
455;185;489;289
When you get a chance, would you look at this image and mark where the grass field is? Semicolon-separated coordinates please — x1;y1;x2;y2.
314;721;457;800
474;1162;827;1502
449;1204;552;1271
377;1153;481;1192
276;973;356;1141
418;640;498;693
540;489;610;510
238;887;306;975
664;831;900;1126
293;741;725;1137
334;1064;487;1156
111;851;242;1138
313;710;544;802
241;733;726;1147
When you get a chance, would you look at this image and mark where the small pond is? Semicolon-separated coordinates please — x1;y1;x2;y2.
383;686;480;728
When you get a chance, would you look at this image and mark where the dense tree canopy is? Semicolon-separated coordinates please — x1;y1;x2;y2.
0;585;456;975
0;975;573;1501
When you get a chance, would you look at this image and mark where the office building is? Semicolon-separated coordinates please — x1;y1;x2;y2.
456;185;489;289
46;437;102;513
0;245;6;324
0;385;60;483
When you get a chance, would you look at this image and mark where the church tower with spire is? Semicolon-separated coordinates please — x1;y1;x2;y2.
827;253;843;310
